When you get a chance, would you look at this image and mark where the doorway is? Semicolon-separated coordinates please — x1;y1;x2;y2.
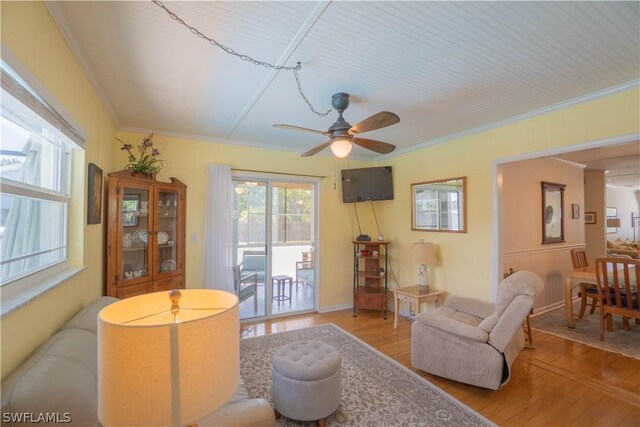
232;177;318;320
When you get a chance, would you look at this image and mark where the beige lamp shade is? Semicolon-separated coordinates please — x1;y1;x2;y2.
411;242;436;266
98;289;239;427
606;218;621;228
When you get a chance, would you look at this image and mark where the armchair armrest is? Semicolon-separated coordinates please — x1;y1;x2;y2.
445;295;495;320
415;312;489;343
241;272;258;285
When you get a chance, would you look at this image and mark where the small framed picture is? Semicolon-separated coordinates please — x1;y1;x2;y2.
87;163;103;225
571;203;580;219
585;212;596;225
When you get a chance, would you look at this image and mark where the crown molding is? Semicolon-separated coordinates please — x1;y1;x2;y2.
376;80;640;162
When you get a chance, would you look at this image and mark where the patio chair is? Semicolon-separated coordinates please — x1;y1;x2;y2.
241;250;265;283
295;251;314;290
233;265;258;312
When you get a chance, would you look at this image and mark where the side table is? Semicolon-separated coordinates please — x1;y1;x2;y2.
391;286;446;329
272;275;293;305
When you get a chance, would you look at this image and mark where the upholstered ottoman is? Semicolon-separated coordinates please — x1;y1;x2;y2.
271;340;342;426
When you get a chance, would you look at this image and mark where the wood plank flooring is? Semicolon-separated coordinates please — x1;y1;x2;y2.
240;308;640;426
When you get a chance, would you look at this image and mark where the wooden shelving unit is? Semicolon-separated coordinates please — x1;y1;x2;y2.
352;240;389;318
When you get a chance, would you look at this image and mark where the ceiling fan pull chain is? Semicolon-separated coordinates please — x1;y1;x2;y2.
294;67;333;117
151;0;331;117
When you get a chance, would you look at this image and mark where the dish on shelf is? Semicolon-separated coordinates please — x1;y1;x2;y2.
157;231;169;245
161;259;177;272
133;229;148;246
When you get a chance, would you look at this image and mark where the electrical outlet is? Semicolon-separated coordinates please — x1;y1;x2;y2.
191;233;199;244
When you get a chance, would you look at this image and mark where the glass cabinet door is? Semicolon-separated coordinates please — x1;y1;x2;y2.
156;190;180;275
121;186;150;282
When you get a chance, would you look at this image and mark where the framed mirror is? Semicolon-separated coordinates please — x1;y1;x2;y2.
541;181;565;244
411;177;466;233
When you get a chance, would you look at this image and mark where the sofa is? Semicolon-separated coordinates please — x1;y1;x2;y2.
1;297;276;427
607;239;640;258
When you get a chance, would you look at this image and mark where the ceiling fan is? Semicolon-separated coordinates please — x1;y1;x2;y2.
273;93;400;157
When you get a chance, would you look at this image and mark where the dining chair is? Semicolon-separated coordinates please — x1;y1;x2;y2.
595;257;640;340
570;248;599;318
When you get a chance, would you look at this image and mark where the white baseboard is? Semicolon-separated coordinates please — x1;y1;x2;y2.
531;297;579;317
317;303;352;313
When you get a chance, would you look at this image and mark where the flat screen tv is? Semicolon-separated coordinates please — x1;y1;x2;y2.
341;166;394;203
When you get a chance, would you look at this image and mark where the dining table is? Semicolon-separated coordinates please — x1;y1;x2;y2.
565;263;638;328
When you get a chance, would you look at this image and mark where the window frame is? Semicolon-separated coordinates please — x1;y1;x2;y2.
0;54;83;301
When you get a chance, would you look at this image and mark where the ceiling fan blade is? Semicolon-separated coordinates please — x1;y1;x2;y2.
348;111;400;135
301;140;332;157
273;124;331;137
352;137;396;155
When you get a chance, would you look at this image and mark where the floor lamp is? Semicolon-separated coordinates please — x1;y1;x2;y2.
98;289;239;427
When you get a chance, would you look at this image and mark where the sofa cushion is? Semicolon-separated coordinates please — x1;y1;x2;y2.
1;329;99;427
61;296;118;334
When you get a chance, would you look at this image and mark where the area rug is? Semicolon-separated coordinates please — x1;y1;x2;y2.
240;323;494;427
531;302;640;360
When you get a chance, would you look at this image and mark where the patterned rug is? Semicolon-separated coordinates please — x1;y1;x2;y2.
531;302;640;360
240;323;494;427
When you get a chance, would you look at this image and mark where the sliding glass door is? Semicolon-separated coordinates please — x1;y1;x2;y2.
232;177;317;321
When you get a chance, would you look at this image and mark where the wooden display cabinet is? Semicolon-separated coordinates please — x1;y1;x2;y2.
352;240;389;318
106;170;186;298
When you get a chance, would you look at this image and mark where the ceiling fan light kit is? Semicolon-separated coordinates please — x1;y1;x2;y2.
330;137;353;158
273;93;400;158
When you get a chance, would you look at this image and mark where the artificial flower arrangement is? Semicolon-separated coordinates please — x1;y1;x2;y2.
116;133;163;176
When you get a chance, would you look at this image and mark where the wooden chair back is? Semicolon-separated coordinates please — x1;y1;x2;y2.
595;257;640;339
570;248;588;269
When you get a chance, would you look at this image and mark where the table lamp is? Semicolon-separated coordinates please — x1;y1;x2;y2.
98;289;239;427
412;241;436;292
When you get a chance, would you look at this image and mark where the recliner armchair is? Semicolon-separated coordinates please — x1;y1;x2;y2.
411;270;544;390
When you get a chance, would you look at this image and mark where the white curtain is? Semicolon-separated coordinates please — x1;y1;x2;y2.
203;164;234;292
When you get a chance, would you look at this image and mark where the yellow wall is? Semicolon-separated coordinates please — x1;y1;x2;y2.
375;88;639;301
1;1;117;378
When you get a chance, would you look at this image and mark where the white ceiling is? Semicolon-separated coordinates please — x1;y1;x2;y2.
48;1;639;160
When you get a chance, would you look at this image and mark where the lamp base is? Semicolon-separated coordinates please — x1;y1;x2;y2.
417;267;430;293
417;284;430;293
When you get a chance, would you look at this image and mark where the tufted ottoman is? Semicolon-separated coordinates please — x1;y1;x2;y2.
271;340;342;426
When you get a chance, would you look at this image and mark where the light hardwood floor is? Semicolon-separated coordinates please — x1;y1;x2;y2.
240;309;640;426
